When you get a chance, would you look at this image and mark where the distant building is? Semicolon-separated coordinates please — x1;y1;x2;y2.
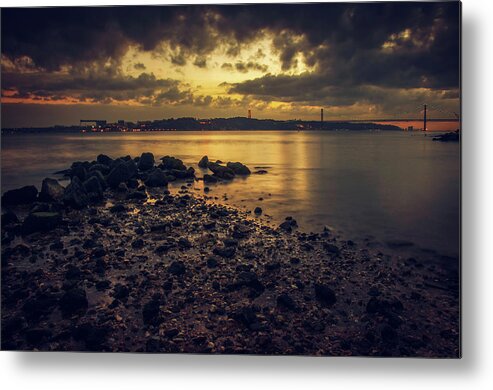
117;120;125;126
407;126;414;131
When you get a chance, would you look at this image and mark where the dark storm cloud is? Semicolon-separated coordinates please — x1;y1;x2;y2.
1;68;188;104
1;2;460;108
193;57;207;68
234;61;268;73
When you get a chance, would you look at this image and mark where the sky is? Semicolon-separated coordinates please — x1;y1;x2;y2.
1;2;460;127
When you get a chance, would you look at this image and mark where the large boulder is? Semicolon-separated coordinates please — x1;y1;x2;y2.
203;174;218;183
227;162;251;175
2;185;38;206
2;211;19;226
89;164;110;175
106;160;137;188
22;212;62;235
83;176;104;201
144;169;168;187
170;167;195;179
138;152;155;171
63;177;89;209
87;170;107;190
70;162;89;181
160;156;186;171
198;155;209;168
207;162;235;180
97;154;113;166
39;178;65;202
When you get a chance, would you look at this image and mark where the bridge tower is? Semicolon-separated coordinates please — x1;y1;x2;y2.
423;104;427;131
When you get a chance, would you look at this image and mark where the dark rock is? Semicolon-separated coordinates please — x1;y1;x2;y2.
213;245;236;258
164;328;180;338
171;168;193;179
279;221;293;232
89;163;110;175
142;296;164;326
368;286;381;297
63;177;89;209
22;212;62;235
110;203;126;213
22;293;59;321
87;170;107;190
203;174;218;183
234;271;265;296
207;162;235;180
92;247;106;258
178;237;192;249
65;265;82;280
160;156;186;170
39;178;65;202
168;261;186;276
380;324;399;345
206;257;218;268
2;185;38;206
231;306;261;330
232;224;250;239
277;293;299;311
155;241;176;254
2;211;19;226
131;238;144;249
106;160;137;188
138;152;155;171
323;242;340;255
314;283;337;307
127;178;139;189
95;280;111;291
70;163;87;181
198;155;209;168
254;207;262;215
144;169;168;187
25;328;52;345
226;161;251;175
60;288;88;316
203;220;216;230
72;323;109;351
254;170;268;174
223;238;238;247
113;284;130;300
97;154;113;166
83;176;104;200
265;262;281;271
127;191;147;200
432;130;460;142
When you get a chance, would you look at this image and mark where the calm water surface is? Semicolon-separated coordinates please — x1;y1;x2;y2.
1;130;460;257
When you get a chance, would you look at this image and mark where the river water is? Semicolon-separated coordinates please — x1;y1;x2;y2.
1;130;460;258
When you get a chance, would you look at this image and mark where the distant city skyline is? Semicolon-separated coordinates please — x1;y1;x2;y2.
1;3;460;127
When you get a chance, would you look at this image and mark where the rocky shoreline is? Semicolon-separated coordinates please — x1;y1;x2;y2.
1;153;459;356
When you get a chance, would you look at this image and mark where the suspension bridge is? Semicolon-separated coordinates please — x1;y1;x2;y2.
320;104;460;131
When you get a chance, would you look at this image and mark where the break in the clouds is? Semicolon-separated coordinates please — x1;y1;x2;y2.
1;2;460;127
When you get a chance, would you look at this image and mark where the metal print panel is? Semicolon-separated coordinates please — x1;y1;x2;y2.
0;2;461;357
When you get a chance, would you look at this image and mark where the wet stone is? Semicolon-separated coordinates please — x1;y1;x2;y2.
168;261;186;276
314;283;337;307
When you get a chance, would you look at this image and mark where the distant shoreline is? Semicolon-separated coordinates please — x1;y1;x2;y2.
1;117;406;133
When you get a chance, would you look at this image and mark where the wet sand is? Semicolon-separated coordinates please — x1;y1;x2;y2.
1;154;460;356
